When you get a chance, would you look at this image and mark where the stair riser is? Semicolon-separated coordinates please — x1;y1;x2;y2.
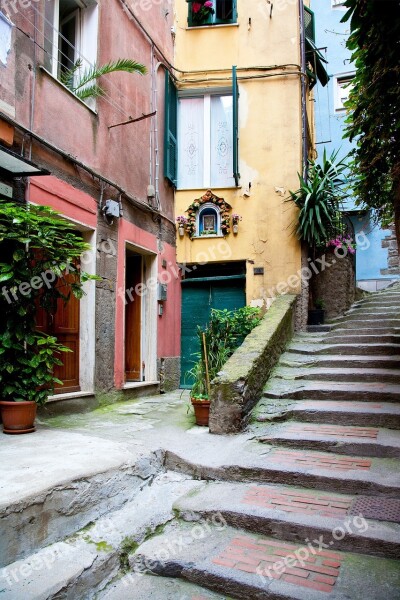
165;453;400;497
264;390;400;402
283;409;400;430
332;328;400;335
330;320;400;330
282;358;400;369
288;345;400;356
178;510;400;560
0;451;163;569
323;336;400;345
284;373;400;384
257;438;400;459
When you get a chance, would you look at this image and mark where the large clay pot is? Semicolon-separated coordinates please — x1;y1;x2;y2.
0;401;37;434
191;398;210;427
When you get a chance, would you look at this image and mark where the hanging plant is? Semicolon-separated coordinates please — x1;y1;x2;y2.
185;190;232;239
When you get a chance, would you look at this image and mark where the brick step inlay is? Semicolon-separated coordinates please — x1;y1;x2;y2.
212;535;343;593
269;449;372;471
283;424;379;439
242;486;353;518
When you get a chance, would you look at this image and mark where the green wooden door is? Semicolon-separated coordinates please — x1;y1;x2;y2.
180;277;246;387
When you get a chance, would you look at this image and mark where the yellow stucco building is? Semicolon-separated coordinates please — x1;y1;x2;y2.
166;0;322;383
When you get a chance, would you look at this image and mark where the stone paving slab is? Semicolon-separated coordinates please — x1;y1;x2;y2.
254;399;400;429
165;444;400;497
129;521;400;600
173;481;400;557
256;422;400;458
100;574;228;600
280;353;400;369
264;379;400;402
274;366;400;383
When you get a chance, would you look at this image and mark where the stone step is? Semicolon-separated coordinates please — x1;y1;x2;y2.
166;448;400;496
329;318;400;330
256;400;400;429
99;574;226;600
280;353;400;370
264;380;400;402
0;429;164;568
323;334;400;345
287;342;400;356
257;422;400;458
174;481;400;559
129;521;400;600
352;306;400;313
274;366;400;384
331;327;400;335
0;472;200;599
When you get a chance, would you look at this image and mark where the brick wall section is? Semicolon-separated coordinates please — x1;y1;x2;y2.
242;486;353;518
269;449;372;471
212;535;343;593
284;424;379;439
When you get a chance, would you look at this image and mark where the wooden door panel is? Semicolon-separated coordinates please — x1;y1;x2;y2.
125;256;142;382
53;334;80;393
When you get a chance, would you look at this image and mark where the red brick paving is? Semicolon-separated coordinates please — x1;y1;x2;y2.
283;424;379;439
212;535;343;593
269;449;372;471
242;485;353;517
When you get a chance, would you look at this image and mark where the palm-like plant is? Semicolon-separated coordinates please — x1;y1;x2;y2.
60;59;147;101
288;149;349;249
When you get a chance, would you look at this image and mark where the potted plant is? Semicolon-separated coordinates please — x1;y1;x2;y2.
308;299;326;325
0;201;97;434
186;307;261;426
190;1;215;25
176;215;187;237
232;213;242;234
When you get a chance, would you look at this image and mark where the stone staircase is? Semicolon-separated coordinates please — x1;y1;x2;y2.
1;287;399;599
119;287;400;599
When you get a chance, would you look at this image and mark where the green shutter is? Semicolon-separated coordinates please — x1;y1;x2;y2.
232;65;240;186
304;6;315;43
164;72;178;186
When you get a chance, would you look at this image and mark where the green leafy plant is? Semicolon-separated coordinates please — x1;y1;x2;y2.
60;58;147;101
314;299;325;310
287;149;349;250
0;201;98;405
187;306;261;400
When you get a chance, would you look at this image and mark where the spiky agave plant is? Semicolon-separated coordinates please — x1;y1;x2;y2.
60;58;147;101
288;149;349;250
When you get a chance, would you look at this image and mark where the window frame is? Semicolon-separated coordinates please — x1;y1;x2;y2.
164;67;240;189
187;0;237;28
334;73;355;111
197;203;221;237
44;0;98;87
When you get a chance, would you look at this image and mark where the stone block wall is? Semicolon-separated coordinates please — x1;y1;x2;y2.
209;295;296;435
311;251;356;320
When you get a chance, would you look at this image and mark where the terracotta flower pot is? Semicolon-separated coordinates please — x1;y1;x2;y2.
191;398;210;427
0;401;37;435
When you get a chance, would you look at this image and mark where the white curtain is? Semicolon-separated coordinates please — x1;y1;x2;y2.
211;95;234;188
178;97;204;189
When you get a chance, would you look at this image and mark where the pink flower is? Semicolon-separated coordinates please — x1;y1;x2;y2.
204;1;213;7
192;2;202;13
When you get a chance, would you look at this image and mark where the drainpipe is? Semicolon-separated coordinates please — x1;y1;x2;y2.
299;0;308;180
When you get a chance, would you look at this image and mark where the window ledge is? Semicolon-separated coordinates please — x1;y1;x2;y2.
186;22;239;30
177;186;242;191
39;66;98;116
193;234;225;239
123;381;160;390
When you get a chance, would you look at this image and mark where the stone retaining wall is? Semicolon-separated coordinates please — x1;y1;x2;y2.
209;294;297;434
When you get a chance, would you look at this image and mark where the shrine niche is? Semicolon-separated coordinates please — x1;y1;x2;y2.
185;190;232;239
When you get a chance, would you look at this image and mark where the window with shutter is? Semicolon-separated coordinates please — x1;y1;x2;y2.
164;73;178;186
304;6;315;43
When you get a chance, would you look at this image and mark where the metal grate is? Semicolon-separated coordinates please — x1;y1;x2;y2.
348;497;400;524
